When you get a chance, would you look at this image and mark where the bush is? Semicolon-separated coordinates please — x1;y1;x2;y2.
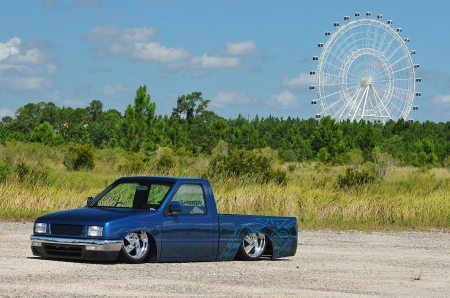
15;161;49;185
336;167;377;189
118;153;144;174
267;168;288;185
0;159;12;183
63;143;95;171
317;148;330;163
156;152;176;170
208;148;288;185
288;164;297;172
211;140;229;156
281;150;297;162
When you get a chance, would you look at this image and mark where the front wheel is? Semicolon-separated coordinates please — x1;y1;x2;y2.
118;231;149;264
237;233;266;261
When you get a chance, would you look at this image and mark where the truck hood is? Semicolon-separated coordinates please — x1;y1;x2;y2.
36;207;157;225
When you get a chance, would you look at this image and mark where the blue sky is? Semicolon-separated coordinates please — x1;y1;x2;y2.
0;0;449;122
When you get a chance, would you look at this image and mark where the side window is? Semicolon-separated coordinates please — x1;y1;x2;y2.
144;184;171;209
172;184;206;215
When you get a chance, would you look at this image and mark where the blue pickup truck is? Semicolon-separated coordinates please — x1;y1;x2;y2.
31;176;298;263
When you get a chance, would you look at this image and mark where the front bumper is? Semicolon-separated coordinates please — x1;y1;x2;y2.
30;235;122;261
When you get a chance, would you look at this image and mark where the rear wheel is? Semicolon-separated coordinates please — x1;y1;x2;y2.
237;233;266;261
118;231;149;264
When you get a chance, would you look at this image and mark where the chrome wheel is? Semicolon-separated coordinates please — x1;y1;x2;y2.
119;231;149;263
238;233;266;261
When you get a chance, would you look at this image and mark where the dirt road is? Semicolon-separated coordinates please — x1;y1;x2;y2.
1;222;449;297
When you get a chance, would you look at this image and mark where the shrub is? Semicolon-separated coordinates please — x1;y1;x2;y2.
211;140;229;156
281;149;297;162
156;152;176;170
288;164;297;172
267;168;288;185
371;147;396;180
118;153;144;174
15;161;31;182
174;146;193;157
63;143;95;171
336;167;377;189
15;161;49;185
0;159;12;183
317;147;330;163
30;122;56;146
208;148;288;185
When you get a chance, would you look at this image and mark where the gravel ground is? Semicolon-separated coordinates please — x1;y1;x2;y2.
1;222;449;297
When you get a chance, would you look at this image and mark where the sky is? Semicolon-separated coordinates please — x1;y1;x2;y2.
0;0;449;123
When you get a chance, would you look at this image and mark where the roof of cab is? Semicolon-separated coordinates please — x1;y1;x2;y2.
116;176;208;184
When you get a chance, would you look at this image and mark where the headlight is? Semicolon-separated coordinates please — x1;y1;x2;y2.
87;226;103;237
34;223;47;234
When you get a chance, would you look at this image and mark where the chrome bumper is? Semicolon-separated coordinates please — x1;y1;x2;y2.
30;235;122;252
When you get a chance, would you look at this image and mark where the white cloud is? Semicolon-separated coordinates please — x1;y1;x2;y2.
0;108;13;118
0;77;48;91
85;25;159;43
267;90;301;110
224;40;257;56
0;37;20;61
431;94;450;103
164;53;244;72
97;42;189;63
45;91;86;107
0;36;52;91
131;43;189;62
6;48;46;64
210;91;257;109
46;63;57;75
103;83;125;96
190;54;241;69
0;65;51;91
85;27;258;72
282;72;316;89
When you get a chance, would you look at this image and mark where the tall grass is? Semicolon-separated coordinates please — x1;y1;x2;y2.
1;142;449;230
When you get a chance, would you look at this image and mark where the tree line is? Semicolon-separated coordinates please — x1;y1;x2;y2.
1;85;450;168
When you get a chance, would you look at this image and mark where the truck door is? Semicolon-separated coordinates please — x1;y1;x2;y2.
161;183;218;260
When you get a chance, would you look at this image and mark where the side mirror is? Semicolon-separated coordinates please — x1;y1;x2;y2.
169;201;183;213
87;197;95;206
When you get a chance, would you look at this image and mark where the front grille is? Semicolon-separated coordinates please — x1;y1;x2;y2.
45;245;82;257
50;224;84;236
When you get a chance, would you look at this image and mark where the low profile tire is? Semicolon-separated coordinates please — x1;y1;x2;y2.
118;231;149;264
237;233;266;261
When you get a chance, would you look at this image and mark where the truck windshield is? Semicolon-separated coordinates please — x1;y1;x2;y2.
90;181;172;210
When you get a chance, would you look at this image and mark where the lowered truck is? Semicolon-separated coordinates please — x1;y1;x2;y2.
31;176;297;263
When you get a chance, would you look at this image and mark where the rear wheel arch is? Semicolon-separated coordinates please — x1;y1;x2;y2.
264;235;274;257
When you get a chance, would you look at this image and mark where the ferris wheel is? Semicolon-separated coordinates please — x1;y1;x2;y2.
310;12;420;123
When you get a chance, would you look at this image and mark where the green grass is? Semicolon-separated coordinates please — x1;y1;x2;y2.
1;142;450;230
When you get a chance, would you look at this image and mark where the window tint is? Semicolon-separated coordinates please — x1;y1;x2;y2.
93;182;171;209
95;183;137;207
172;184;206;215
149;184;171;205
